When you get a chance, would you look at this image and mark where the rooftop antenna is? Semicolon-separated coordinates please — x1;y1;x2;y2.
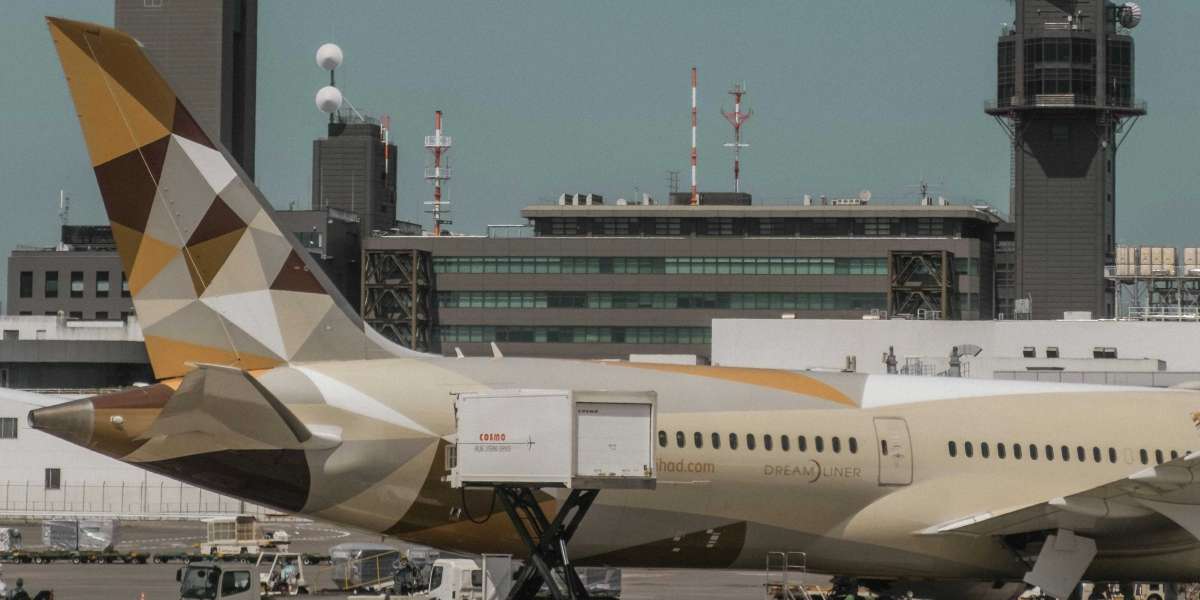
690;66;698;206
666;170;680;194
55;190;70;251
424;110;453;236
381;115;391;175
721;82;752;193
314;43;364;123
316;43;343;123
57;190;69;228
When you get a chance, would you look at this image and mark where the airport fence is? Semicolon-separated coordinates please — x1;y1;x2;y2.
0;480;267;518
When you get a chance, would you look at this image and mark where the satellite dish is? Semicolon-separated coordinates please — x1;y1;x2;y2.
315;85;343;113
316;43;343;70
858;190;872;203
1119;2;1142;28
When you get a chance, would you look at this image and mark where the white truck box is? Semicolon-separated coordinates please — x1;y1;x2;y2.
451;389;656;489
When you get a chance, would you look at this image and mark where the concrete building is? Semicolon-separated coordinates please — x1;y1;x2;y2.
0;388;256;518
987;0;1145;319
276;207;363;310
712;317;1200;387
8;227;132;321
115;0;257;178
312;113;398;235
0;315;150;390
9;215;361;324
367;200;1003;360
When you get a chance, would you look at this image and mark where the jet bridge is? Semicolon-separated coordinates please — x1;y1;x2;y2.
450;389;657;600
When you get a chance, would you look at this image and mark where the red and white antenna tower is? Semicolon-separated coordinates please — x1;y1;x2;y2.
690;67;699;206
424;110;452;236
722;83;752;193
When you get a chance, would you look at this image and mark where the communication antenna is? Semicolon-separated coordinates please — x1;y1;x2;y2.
315;43;343;123
424;111;453;236
666;170;680;194
690;67;698;206
57;190;70;227
721;82;752;193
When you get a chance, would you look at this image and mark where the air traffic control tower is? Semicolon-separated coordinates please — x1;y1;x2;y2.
987;0;1145;320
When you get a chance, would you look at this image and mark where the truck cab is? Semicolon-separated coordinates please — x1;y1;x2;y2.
177;561;256;600
426;559;484;600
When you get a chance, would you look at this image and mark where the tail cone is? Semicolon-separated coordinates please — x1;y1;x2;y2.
28;398;95;448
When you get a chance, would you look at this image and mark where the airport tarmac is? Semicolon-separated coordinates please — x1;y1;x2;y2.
0;521;778;600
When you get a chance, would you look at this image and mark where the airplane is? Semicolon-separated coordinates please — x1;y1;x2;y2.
27;17;1200;600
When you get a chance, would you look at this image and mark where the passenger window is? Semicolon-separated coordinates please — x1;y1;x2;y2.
729;433;739;450
1092;447;1101;463
1061;446;1070;461
781;435;790;451
1076;446;1085;462
997;443;1006;459
832;437;841;453
1139;449;1148;465
1171;450;1179;460
658;431;667;447
1108;447;1117;463
798;435;808;452
1046;445;1054;461
948;441;957;457
981;442;990;459
1155;449;1164;464
849;437;858;454
1013;443;1022;460
676;431;685;448
964;441;974;458
1029;444;1038;460
815;436;825;453
711;432;721;449
694;432;703;449
746;434;756;450
764;434;773;451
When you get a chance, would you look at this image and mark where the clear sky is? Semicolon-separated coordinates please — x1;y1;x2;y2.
2;1;1198;291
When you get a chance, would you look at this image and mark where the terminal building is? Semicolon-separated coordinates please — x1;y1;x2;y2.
365;196;1004;360
713;317;1200;387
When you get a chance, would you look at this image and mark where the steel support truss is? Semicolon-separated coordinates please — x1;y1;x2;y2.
361;248;438;352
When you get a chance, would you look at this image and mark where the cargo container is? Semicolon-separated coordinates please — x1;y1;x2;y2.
451;389;656;489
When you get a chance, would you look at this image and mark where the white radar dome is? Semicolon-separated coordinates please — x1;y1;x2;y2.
1119;2;1142;28
315;85;343;113
316;43;343;70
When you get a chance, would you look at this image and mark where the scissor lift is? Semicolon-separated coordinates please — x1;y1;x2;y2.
449;389;657;600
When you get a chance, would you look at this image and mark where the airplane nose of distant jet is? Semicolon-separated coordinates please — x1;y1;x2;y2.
29;397;95;448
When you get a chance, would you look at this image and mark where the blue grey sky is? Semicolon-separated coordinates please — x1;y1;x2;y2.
3;1;1199;290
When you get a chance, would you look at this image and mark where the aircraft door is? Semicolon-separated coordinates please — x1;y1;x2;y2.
873;417;912;486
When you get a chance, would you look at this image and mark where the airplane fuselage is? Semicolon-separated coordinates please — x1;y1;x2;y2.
61;356;1199;584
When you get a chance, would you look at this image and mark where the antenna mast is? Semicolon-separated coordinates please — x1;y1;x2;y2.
690;67;698;206
722;82;752;193
424;110;453;236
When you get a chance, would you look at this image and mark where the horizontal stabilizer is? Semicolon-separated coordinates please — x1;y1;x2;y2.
145;364;340;451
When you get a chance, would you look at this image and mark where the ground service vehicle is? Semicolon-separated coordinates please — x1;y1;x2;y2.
178;561;256;600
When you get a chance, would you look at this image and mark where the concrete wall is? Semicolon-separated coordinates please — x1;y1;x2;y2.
712;318;1200;376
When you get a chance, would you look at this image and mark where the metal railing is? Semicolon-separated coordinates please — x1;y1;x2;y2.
0;480;265;519
986;97;1147;112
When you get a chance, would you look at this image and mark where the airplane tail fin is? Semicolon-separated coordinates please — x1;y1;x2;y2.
47;17;413;379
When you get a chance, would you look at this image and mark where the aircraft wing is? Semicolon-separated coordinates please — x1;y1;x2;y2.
926;453;1200;540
